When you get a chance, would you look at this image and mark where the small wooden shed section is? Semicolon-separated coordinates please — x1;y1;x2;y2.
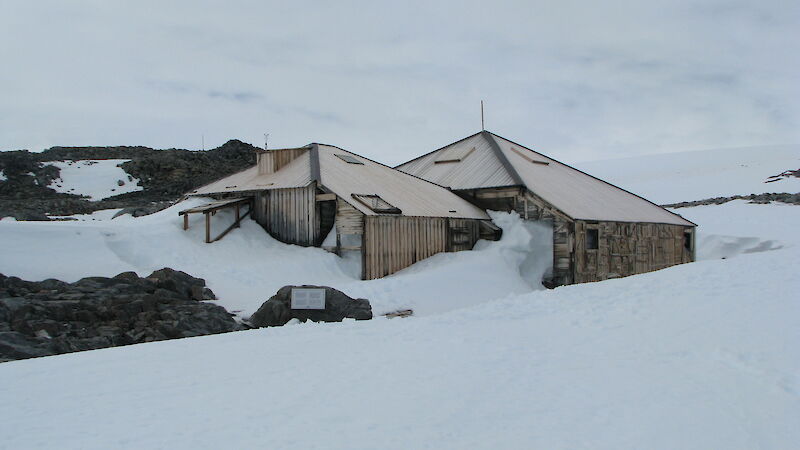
397;130;697;286
191;143;497;280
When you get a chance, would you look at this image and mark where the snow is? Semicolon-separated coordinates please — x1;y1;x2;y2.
46;159;142;200
576;145;800;204
0;148;798;448
0;169;6;181
0;198;551;317
0;208;797;448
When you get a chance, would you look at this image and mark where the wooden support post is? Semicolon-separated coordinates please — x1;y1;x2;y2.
183;214;189;230
205;212;211;243
235;204;240;227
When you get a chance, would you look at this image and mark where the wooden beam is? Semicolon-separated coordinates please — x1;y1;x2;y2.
212;209;251;242
205;212;211;243
183;214;189;230
315;193;336;201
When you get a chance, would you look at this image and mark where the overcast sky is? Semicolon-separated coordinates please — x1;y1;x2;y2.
1;0;797;164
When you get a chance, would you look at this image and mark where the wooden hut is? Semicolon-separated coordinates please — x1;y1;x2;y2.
190;143;498;280
396;130;697;286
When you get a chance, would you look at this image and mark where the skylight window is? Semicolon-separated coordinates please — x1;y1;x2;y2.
335;154;364;165
351;194;401;214
510;146;549;165
435;146;475;164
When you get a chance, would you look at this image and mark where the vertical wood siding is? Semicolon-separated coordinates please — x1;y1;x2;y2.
254;185;317;246
573;220;694;283
257;148;308;175
363;216;483;279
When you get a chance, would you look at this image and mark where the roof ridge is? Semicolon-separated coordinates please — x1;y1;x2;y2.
481;130;525;187
393;130;484;169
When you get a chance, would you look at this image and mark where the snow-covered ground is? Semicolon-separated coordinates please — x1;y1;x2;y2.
0;200;797;449
575;145;800;204
0;147;798;449
46;159;142;200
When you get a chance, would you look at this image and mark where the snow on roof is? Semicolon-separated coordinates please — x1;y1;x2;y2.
397;131;695;226
190;150;313;195
189;144;489;220
316;145;488;219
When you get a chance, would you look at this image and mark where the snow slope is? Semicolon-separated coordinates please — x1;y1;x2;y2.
575;145;800;204
0;219;797;449
46;159;142;200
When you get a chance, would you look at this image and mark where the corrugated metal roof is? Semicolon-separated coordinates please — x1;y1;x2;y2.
395;132;517;190
317;145;488;219
190;150;313;195
491;134;694;226
398;131;695;226
188;143;488;220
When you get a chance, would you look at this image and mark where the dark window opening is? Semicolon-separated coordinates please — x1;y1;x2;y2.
335;154;364;164
351;194;401;214
586;228;599;250
684;231;692;251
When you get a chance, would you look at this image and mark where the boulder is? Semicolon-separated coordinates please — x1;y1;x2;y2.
146;268;216;301
248;285;372;327
0;269;240;362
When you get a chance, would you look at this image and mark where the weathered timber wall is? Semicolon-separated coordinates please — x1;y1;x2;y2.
573;220;694;283
448;218;481;252
257;148;307;175
335;197;364;252
253;184;317;246
363;216;482;280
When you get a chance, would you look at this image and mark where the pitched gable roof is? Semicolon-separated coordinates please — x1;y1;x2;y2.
396;131;695;227
190;143;489;220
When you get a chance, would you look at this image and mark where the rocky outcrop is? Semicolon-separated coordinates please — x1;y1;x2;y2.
662;192;800;208
0;139;258;219
0;269;241;362
248;286;372;327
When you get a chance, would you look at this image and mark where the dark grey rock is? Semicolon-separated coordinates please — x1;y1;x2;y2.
249;285;372;327
146;268;216;301
663;192;800;208
0;269;241;362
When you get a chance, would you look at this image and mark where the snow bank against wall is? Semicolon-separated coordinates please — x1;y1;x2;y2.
46;159;142;200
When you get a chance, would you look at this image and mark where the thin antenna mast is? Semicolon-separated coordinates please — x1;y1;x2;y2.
264;133;269;150
202;134;205;151
481;100;485;130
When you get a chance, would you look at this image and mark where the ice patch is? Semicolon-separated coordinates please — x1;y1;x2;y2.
46;159;142;201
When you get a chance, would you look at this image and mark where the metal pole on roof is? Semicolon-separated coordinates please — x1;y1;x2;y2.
264;133;269;150
481;100;485;130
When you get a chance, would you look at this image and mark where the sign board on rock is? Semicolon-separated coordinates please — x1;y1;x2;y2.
291;288;326;310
